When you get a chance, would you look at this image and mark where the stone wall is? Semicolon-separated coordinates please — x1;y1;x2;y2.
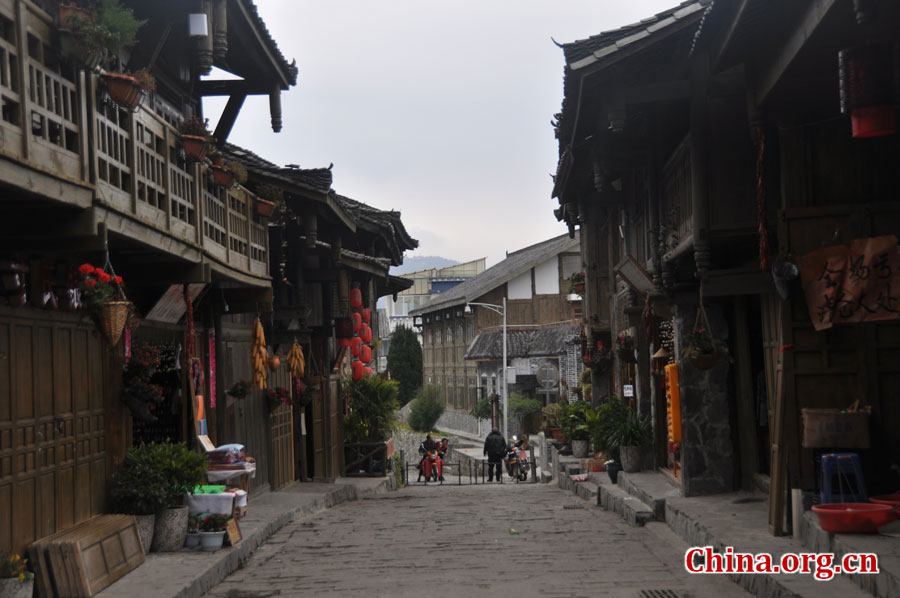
674;301;735;496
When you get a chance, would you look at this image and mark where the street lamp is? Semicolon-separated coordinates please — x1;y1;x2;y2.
465;297;508;441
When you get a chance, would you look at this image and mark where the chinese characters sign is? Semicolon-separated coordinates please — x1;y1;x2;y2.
799;235;900;330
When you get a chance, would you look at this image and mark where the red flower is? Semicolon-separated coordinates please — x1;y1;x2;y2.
114;276;123;285
98;272;111;283
78;263;94;275
85;279;97;288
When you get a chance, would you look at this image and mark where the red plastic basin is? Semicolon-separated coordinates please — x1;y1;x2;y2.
812;503;897;533
869;493;900;507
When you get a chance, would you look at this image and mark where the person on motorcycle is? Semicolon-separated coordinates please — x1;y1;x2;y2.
483;427;506;482
515;434;530;451
418;434;443;481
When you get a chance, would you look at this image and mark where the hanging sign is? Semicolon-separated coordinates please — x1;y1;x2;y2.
799;235;900;330
146;283;206;323
623;384;634;398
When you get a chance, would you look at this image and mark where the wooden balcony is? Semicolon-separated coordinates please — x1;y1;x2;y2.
660;134;693;262
0;0;269;285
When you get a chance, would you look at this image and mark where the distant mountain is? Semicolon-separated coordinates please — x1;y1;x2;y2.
390;256;458;275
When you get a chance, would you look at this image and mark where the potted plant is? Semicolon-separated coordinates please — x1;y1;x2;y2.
101;68;155;110
562;400;592;458
0;553;33;598
185;514;201;548
146;441;208;552
227;160;248;185
541;401;565;441
77;262;129;345
227;379;251;399
509;392;542;434
266;386;291;411
253;183;284;218
107;443;170;553
177;117;213;161
608;408;651;473
198;514;229;551
59;0;146;70
210;163;235;188
569;271;585;295
683;325;728;370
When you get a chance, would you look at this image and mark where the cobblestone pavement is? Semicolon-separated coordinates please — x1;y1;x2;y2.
205;482;750;598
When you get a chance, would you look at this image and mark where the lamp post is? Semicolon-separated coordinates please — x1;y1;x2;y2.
466;298;508;440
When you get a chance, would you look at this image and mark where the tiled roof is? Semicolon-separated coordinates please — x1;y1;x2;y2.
561;0;710;70
464;324;582;360
240;0;298;86
222;143;332;194
409;232;580;315
335;194;419;264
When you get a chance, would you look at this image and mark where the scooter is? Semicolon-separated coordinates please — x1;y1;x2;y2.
504;439;529;481
417;447;444;483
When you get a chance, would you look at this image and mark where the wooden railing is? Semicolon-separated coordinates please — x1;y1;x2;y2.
660;134;693;258
1;0;269;281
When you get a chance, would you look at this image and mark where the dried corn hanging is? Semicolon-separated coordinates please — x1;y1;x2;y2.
286;340;305;379
251;317;268;389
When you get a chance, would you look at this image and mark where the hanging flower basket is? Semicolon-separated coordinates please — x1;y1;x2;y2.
101;72;144;111
684;285;728;370
210;164;235;188
687;349;721;370
180;134;209;161
256;197;277;217
97;300;131;346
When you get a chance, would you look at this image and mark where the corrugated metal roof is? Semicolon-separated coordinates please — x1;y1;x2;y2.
409;232;580;315
464;324;582;360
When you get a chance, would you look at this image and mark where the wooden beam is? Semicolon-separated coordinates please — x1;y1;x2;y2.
213;94;246;144
196;79;273;97
754;0;838;105
124;263;211;285
710;0;753;72
222;287;274;314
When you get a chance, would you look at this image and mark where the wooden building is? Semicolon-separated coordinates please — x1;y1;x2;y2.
411;233;582;418
552;0;900;533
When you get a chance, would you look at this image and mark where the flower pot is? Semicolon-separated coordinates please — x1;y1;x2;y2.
151;505;188;552
550;427;563;441
688;351;720;370
572;281;585;294
199;530;226;552
184;532;200;548
134;513;156;554
256;197;277;217
96;300;130;346
571;439;589;459
180;134;209;161
620;445;642;473
606;461;622;484
102;72;144;110
210;164;235;187
0;578;33;598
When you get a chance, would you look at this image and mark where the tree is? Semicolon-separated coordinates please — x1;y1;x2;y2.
509;393;542;431
407;385;444;432
387;325;423;406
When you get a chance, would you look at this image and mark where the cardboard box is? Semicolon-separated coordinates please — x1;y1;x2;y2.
801;408;870;448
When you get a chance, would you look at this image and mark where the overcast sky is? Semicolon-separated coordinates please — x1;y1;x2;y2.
208;1;677;268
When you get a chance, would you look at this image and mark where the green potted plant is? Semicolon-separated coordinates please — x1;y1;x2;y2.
177;117;213;161
101;67;155;110
145;441;208;552
59;0;146;70
198;514;229;551
253;183;284;218
508;393;542;434
541;401;565;441
108;443;170;553
569;271;585;295
0;553;33;598
608;408;651;473
185;514;202;548
562;399;592;458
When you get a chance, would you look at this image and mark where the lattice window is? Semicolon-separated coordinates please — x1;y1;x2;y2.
203;186;227;247
250;222;266;263
95;99;130;191
228;191;249;256
27;33;78;152
168;153;195;224
135;122;166;211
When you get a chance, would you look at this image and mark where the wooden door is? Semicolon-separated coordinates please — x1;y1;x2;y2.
761;294;788;534
0;308;106;555
328;376;342;479
268;366;293;489
311;378;326;480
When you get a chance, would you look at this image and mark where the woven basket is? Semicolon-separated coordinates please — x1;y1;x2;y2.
97;301;130;346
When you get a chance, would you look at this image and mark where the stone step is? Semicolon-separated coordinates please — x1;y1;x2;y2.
575;481;599;504
616;471;681;521
595;476;655;527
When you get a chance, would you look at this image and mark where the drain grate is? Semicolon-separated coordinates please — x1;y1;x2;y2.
638;590;682;598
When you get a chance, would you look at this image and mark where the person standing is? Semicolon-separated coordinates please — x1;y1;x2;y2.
483;427;506;482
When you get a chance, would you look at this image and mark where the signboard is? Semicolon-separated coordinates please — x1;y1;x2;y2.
614;254;654;295
146;283;206;323
799;235;900;330
225;517;242;546
623;384;634;398
197;435;216;453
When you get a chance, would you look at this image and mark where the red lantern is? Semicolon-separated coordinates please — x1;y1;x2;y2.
350;288;363;309
350;337;362;357
338;337;352;348
352;360;364;381
362;307;371;323
839;44;897;138
360;345;372;364
364;366;373;377
351;312;362;332
359;324;373;344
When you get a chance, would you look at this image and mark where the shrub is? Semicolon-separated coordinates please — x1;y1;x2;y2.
122;441;208;507
508;393;542;429
470;397;497;421
407;385;444;432
343;375;399;443
108;445;170;515
587;395;630;457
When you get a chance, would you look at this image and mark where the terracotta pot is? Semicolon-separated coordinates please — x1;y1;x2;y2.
181;134;208;161
256;197;276;217
134;513;155;554
572;281;585;294
211;164;235;187
102;72;144;110
550;427;563;441
151;506;188;552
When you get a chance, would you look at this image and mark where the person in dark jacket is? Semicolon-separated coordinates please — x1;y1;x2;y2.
483;428;506;482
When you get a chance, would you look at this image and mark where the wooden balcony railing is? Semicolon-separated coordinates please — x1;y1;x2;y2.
660;134;693;259
1;0;269;282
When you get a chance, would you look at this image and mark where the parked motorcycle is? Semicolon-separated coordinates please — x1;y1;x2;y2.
504;439;529;481
417;445;444;483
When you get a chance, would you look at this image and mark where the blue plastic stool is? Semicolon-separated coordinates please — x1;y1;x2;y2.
820;452;867;504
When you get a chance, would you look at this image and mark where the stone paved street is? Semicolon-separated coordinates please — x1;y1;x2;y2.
205;482;750;597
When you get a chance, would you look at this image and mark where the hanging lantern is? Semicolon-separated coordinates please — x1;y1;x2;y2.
364;366;373;377
359;324;373;344
362;307;371;323
350;288;363;308
352;360;364;381
351;312;362;332
338;337;352;348
350;336;362;357
839;44;897;138
360;345;372;364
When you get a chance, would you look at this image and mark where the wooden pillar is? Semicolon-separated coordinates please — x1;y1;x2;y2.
690;52;711;278
269;86;283;133
212;0;227;61
194;1;213;75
